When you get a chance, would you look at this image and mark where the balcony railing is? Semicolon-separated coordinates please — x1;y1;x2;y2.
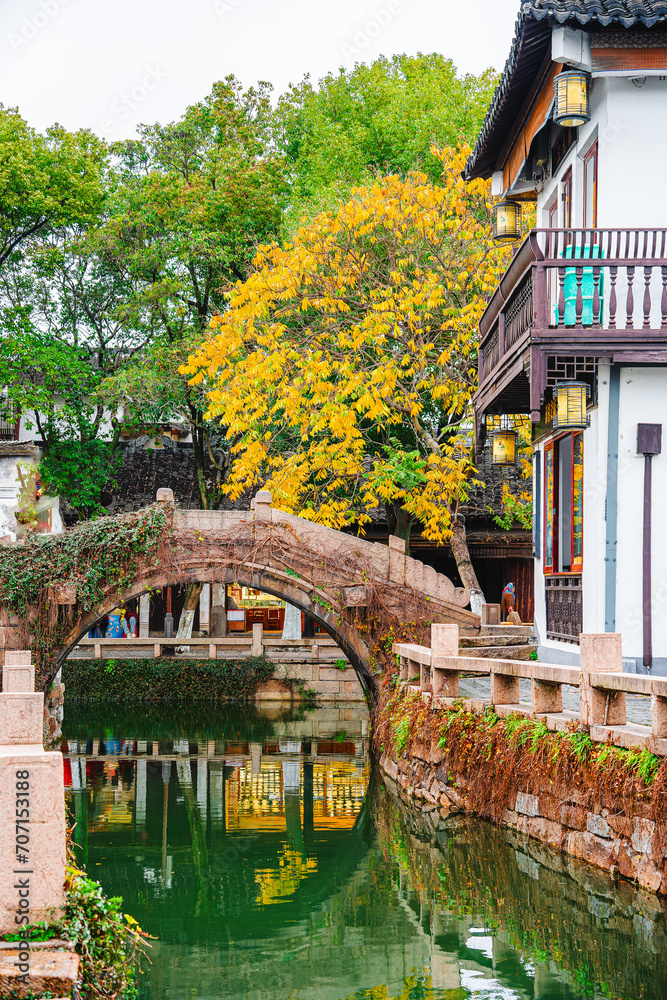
478;228;667;390
0;414;18;441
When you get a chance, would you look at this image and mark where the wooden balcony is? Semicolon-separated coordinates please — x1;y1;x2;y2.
475;228;667;422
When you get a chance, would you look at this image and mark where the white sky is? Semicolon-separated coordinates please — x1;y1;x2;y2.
0;0;521;140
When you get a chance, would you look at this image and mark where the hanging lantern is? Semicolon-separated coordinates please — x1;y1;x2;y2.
492;199;522;244
491;430;517;466
553;70;591;128
553;381;590;430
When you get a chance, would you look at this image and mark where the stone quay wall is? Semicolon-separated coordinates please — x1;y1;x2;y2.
379;748;665;893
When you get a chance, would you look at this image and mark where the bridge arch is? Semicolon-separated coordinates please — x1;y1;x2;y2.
3;490;479;698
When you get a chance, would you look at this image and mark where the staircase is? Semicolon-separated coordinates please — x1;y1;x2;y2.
460;624;537;661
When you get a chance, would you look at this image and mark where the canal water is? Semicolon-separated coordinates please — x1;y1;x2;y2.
63;703;667;1000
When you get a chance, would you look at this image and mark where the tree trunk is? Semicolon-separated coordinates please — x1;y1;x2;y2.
450;519;485;616
388;502;414;556
175;582;204;652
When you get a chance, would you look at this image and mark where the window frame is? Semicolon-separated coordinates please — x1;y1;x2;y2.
561;167;573;229
583;140;598;229
543;431;584;576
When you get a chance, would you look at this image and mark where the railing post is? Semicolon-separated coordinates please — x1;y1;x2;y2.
431;624;459;698
252;623;264;657
532;677;563;713
580;633;626;726
651;689;667;739
491;667;520;707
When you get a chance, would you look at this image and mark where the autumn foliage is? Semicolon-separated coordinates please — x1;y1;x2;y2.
184;146;511;543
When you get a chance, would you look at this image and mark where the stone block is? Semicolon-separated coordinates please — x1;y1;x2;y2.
527;816;564;849
2;656;34;694
343;681;362;695
515;791;539;817
0;947;79;998
4;652;31;668
0;750;66;933
491;673;520;706
343;586;371;607
586;812;611;839
431;624;459;657
405;558;424;592
432;669;458;699
481;604;501;625
560;804;588;831
631;817;655;856
606;812;632;839
156;487;174;503
532;679;563;714
651;694;667;739
580;633;623;674
0;694;43;745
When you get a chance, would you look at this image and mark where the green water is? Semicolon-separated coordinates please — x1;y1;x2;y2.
64;704;667;1000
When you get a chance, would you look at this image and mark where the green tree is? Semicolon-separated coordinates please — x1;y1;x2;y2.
97;76;286;507
0;106;106;271
273;54;497;229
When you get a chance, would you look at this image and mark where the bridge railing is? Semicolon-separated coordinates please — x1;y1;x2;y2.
393;627;667;756
75;626;341;661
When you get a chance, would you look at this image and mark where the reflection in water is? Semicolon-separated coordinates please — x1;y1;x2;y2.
64;706;666;1000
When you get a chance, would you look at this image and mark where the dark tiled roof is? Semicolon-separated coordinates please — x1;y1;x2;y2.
466;0;667;180
108;446;254;513
109;447;203;512
108;444;526;522
462;447;530;519
530;1;667;25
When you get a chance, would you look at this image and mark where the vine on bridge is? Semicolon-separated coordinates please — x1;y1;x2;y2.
0;504;170;684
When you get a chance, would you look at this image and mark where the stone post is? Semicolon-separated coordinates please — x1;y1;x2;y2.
254;489;272;522
282;602;302;640
211;584;227;636
0;651;67;934
431;624;460;698
491;670;520;706
251;623;264;657
199;583;210;636
580;633;626;726
388;535;406;585
139;593;150;638
481;604;501;626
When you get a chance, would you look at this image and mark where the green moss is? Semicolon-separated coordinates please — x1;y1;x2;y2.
64;656;279;702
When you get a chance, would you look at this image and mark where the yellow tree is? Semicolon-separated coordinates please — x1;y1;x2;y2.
183;147;510;612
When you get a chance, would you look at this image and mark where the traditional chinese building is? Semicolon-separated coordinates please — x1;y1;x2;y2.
466;1;667;670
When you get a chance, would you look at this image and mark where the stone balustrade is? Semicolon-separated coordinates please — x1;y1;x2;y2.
75;629;340;661
0;651;77;997
393;627;667;756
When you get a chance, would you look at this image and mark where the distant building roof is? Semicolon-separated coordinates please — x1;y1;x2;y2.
465;0;667;180
106;441;528;525
106;444;253;514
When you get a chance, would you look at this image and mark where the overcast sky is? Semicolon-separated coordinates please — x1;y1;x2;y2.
0;0;521;140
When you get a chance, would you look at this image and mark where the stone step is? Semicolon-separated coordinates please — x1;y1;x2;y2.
480;624;535;639
462;644;536;661
460;636;528;648
0;942;78;998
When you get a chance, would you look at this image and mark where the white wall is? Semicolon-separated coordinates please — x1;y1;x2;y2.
614;367;667;663
537;75;667;230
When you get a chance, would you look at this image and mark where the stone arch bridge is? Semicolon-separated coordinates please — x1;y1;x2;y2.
2;490;479;697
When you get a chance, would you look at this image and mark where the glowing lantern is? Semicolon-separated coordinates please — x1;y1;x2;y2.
553;381;590;430
492;199;522;244
554;70;591;128
491;430;517;466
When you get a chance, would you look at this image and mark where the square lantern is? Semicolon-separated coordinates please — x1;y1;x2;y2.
554;70;591;128
491;429;517;466
492;200;522;244
553;381;590;430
